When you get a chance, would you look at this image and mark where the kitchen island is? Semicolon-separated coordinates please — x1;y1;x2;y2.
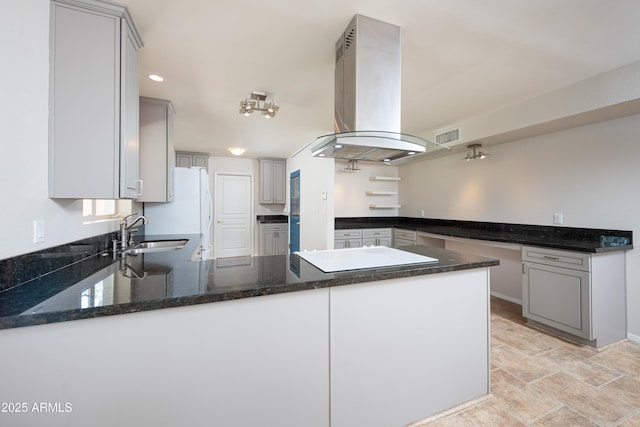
0;237;497;427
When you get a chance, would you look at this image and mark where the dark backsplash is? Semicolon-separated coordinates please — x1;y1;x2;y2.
0;232;117;293
335;217;633;252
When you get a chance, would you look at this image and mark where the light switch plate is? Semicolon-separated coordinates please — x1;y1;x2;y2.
553;213;563;225
33;219;45;243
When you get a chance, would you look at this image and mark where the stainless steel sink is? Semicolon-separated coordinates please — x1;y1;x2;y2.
123;239;188;255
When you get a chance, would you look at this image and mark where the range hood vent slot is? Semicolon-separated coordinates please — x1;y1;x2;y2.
344;28;356;49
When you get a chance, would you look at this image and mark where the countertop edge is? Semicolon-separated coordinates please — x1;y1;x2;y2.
0;253;498;330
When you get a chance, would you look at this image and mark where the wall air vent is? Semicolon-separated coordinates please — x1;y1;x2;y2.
435;128;461;145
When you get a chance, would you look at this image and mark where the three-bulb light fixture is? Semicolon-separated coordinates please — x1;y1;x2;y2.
463;143;488;161
239;90;279;118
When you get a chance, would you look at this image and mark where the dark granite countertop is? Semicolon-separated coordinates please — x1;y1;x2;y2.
335;217;633;253
0;234;497;330
256;215;288;223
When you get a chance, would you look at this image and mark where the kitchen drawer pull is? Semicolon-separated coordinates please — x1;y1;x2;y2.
543;255;561;261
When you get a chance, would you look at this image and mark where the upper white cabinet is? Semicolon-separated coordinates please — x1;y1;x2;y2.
139;97;176;202
259;158;286;204
48;0;143;199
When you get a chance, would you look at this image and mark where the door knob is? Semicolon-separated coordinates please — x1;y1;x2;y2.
217;219;223;223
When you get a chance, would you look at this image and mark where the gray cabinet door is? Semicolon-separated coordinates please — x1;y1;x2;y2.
119;19;141;199
275;229;288;254
193;155;209;169
260;224;288;255
259;159;274;204
48;0;142;199
259;159;286;204
273;160;286;204
176;153;192;168
523;261;592;339
139;97;176;202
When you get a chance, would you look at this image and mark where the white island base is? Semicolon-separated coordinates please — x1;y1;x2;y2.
0;269;490;427
330;268;490;427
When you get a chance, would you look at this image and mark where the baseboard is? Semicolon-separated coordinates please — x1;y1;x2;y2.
490;291;522;305
627;333;640;344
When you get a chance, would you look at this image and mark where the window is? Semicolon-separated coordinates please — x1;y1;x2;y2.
82;199;132;222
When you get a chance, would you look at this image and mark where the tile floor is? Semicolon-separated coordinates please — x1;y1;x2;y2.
414;297;640;426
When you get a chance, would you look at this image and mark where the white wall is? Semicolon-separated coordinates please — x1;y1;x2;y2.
334;160;400;217
0;0;122;261
399;114;640;340
287;148;335;251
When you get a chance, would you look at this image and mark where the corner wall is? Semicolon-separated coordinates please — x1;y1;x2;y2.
399;114;640;340
334;160;400;217
287;148;335;251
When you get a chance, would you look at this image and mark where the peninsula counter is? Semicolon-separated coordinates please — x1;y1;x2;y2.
0;240;497;427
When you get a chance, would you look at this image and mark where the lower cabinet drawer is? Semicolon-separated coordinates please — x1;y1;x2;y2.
394;237;416;247
362;228;391;239
335;229;363;240
522;246;590;272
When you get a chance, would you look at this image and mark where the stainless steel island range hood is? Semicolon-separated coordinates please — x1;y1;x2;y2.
310;15;448;163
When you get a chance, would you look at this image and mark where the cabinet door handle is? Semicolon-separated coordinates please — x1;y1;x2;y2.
136;179;143;196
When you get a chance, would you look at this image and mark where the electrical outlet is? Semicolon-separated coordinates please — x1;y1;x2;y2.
33;219;45;243
553;213;563;225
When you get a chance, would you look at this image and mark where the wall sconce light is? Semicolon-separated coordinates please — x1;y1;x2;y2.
239;90;280;118
463;143;488;161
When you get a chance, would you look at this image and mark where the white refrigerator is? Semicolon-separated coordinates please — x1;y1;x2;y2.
144;167;212;258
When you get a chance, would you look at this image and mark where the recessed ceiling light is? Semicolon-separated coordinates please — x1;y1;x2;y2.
228;147;246;156
148;74;164;82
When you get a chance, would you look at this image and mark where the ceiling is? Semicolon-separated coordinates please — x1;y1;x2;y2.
126;0;640;159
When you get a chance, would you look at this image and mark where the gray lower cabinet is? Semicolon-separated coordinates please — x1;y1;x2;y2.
49;0;142;199
335;228;393;248
362;228;392;247
259;158;286;204
176;151;209;171
259;223;288;255
334;229;363;249
393;229;417;246
522;246;626;347
138;97;176;202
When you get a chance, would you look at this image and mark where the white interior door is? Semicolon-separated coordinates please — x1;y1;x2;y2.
215;174;252;258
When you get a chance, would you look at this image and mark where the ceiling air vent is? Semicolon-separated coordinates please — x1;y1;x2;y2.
435;128;461;145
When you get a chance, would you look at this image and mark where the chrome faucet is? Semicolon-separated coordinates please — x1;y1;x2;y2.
119;213;148;250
